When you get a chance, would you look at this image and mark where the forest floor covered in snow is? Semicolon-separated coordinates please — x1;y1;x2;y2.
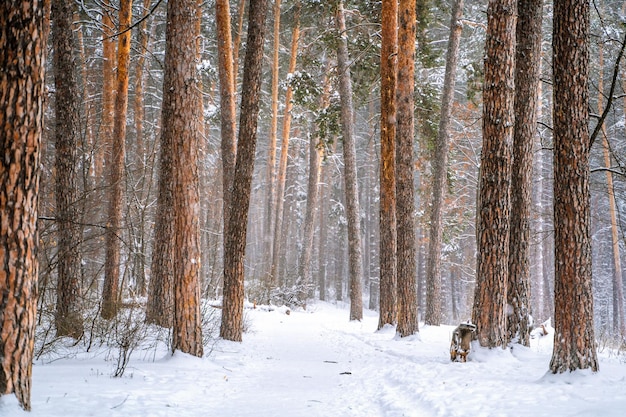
2;301;626;416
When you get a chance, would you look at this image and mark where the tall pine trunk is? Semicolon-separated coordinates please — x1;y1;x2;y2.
221;0;269;341
102;0;132;319
378;0;398;330
549;0;598;373
0;1;45;409
395;0;418;337
216;0;238;248
507;0;542;346
472;0;516;348
162;0;205;357
52;0;83;338
335;0;363;321
146;0;174;325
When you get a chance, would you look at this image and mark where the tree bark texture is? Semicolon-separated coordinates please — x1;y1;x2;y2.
216;0;238;245
159;0;205;357
395;0;418;337
335;0;364;321
0;0;45;409
102;0;132;319
378;0;398;330
52;0;83;338
221;0;269;341
425;0;464;327
146;61;176;328
472;0;516;348
549;0;598;373
507;0;542;347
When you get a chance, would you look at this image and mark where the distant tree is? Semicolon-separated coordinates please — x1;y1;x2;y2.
378;0;398;330
145;116;175;327
0;0;46;409
335;0;364;321
507;0;542;346
297;71;330;298
317;141;338;302
472;0;516;348
102;0;132;319
595;20;626;339
549;0;598;373
296;130;322;294
264;0;282;276
52;0;83;338
425;0;464;327
364;122;380;311
396;0;418;337
132;0;153;174
268;8;301;296
97;0;116;180
221;0;270;341
128;0;155;298
73;13;95;180
232;0;247;81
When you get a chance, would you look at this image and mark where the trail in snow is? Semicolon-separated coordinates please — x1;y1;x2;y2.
2;302;626;417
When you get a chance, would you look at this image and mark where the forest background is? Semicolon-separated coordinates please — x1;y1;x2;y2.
3;0;626;411
27;0;626;359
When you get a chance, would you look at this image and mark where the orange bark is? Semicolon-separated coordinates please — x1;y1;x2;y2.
102;0;132;319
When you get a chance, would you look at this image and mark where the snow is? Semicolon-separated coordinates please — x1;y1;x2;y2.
4;302;626;416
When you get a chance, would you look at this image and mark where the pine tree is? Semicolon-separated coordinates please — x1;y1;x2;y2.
507;0;542;346
335;0;364;321
549;0;598;373
0;0;46;409
162;0;205;357
396;0;418;337
52;0;83;338
102;0;132;319
378;0;398;330
221;0;270;341
472;0;516;348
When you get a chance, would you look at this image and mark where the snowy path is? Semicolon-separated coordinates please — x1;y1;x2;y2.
167;305;626;417
4;302;626;416
205;306;435;416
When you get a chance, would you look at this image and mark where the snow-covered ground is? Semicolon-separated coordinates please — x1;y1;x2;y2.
2;302;626;416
